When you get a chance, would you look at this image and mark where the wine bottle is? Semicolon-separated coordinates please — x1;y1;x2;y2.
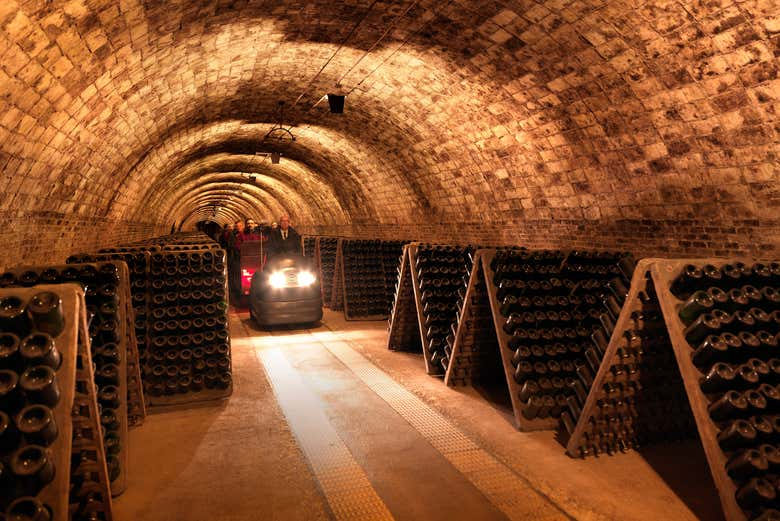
717;419;757;449
670;264;703;298
726;448;768;480
0;296;32;337
735;477;776;510
678;291;714;325
4;496;52;521
708;390;748;420
26;292;64;337
15;405;58;446
19;366;59;407
700;362;736;393
9;445;55;495
19;333;61;370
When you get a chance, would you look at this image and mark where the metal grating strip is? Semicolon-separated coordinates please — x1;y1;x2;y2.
257;347;395;521
314;333;572;521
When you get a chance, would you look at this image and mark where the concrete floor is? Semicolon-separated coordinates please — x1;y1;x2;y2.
114;310;725;521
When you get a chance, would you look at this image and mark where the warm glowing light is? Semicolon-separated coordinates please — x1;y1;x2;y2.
269;272;287;288
297;271;316;286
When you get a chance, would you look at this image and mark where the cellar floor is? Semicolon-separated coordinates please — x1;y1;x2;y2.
114;309;725;521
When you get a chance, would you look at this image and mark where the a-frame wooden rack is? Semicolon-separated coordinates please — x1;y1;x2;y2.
390;246;638;432
387;244;423;353
565;257;780;521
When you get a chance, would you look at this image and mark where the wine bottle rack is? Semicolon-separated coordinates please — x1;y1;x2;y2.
563;258;780;521
329;240;345;312
302;236;317;258
0;284;114;521
657;259;780;521
410;244;474;375
66;252;150;428
0;262;135;496
145;249;233;408
479;249;635;431
340;239;391;321
387;245;422;353
563;260;696;457
444;250;501;387
381;240;407;316
317;237;340;308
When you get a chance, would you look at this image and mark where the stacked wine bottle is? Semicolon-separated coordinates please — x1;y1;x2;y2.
564;269;696;457
672;261;780;521
318;238;339;307
381;241;407;316
445;254;499;386
144;250;232;402
0;289;71;520
0;263;129;493
387;245;422;353
68;251;150;427
491;250;635;422
341;239;390;319
303;237;316;258
415;245;474;375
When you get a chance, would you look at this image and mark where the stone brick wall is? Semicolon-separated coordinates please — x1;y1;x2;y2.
0;212;166;270
0;1;777;265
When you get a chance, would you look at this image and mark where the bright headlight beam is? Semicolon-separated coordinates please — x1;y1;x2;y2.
297;271;316;286
269;271;287;288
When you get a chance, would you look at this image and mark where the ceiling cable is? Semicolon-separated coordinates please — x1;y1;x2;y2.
292;0;381;108
333;0;422;88
346;0;454;96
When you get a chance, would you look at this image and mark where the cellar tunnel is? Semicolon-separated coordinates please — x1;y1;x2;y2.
0;0;777;267
0;1;779;521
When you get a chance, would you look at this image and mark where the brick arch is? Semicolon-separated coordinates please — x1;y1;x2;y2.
137;155;349;225
0;0;777;267
170;189;279;226
166;182;292;226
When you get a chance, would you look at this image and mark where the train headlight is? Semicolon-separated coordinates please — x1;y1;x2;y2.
269;271;287;289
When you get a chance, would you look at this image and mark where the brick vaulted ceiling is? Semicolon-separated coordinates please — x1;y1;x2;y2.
0;0;778;263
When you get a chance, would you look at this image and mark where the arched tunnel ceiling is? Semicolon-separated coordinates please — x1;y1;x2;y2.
0;0;777;243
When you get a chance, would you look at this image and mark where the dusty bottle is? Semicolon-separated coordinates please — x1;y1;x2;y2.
19;366;59;407
27;292;65;337
19;333;61;370
726;448;768;480
10;445;55;495
15;405;57;446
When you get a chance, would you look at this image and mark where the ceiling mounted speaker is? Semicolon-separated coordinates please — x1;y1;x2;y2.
327;94;345;114
271;152;281;164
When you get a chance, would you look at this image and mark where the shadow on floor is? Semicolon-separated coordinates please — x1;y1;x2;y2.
638;440;726;521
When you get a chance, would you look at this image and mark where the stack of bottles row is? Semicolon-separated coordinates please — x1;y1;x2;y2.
387;245;423;353
488;250;635;424
415;244;474;375
445;253;500;387
341;239;392;319
0;285;114;521
144;249;232;403
380;241;407;316
672;261;780;521
67;251;149;427
0;263;131;494
563;268;696;457
318;238;339;308
302;237;316;258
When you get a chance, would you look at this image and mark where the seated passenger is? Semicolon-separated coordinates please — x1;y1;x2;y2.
267;215;301;257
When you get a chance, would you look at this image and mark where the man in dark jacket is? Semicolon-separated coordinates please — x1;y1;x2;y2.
267;215;301;257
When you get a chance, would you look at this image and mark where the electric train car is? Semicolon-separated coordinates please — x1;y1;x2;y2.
248;253;323;327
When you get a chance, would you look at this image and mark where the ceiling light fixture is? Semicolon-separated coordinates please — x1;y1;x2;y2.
263;101;296;142
327;94;345;114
